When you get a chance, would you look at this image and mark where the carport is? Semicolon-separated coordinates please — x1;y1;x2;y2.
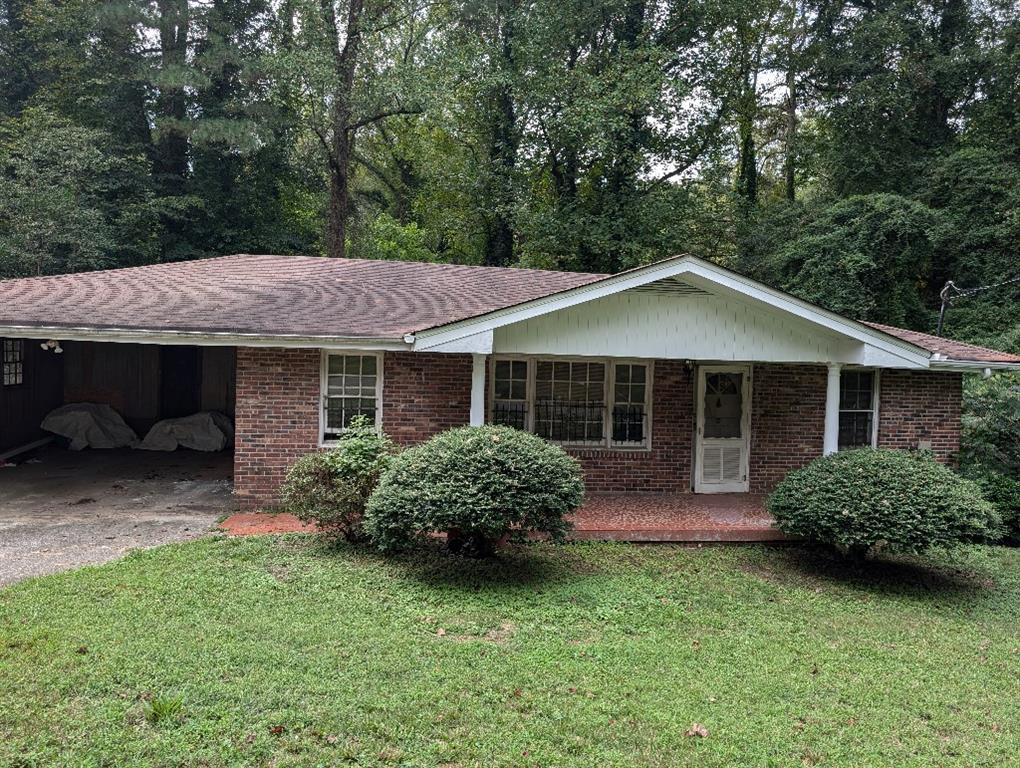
0;336;238;584
1;337;236;460
1;335;236;498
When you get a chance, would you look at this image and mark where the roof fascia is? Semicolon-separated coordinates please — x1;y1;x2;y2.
0;324;410;351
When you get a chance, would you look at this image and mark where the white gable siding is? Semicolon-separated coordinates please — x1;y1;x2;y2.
492;290;861;363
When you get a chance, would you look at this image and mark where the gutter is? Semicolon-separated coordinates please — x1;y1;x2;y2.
0;324;412;351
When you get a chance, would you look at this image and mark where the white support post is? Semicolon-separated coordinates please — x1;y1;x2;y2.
823;362;842;455
470;353;487;426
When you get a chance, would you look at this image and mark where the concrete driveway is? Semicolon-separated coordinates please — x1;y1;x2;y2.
0;447;233;587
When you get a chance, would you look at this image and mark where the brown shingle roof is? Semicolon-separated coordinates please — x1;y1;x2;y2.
863;322;1020;364
1;254;1017;365
0;254;604;339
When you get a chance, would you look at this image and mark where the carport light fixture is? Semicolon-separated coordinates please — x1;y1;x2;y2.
40;339;63;354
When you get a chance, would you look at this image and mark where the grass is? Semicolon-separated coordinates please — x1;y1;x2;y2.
1;537;1019;767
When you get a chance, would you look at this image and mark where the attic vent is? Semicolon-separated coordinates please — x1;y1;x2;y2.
629;276;712;296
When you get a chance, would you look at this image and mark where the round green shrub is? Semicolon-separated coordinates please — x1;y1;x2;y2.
280;416;394;539
363;425;585;555
766;448;1002;556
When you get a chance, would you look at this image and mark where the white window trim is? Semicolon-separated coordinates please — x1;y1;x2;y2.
319;350;384;446
838;367;880;450
488;355;654;451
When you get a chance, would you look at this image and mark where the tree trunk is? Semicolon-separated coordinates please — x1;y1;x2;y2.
783;0;799;201
736;110;757;204
322;0;365;260
154;0;189;193
482;0;518;267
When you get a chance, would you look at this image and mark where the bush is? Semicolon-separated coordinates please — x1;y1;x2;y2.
279;416;394;539
963;463;1020;543
363;426;585;556
766;448;1002;557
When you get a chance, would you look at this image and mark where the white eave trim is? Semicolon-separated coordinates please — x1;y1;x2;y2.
928;358;1020;372
0;324;411;351
411;255;933;368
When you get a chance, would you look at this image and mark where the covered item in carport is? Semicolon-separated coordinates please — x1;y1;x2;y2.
41;403;140;451
138;411;234;452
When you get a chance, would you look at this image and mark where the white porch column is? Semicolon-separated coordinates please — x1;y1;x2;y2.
823;362;842;455
469;353;487;426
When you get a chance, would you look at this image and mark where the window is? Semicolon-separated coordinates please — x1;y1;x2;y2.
2;339;24;386
703;372;744;438
534;360;606;443
612;364;647;445
838;369;877;449
322;353;380;441
490;357;651;449
492;359;528;430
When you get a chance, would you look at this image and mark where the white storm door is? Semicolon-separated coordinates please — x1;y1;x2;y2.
695;365;751;493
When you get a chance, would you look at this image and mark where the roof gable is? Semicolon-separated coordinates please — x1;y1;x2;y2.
412;255;936;368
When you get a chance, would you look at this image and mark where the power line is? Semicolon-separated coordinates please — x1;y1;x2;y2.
937;275;1020;336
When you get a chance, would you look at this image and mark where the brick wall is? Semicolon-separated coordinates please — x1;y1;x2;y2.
749;364;826;492
232;347;964;505
878;370;962;463
382;352;472;445
234;347;320;507
233;349;474;506
482;358;693;493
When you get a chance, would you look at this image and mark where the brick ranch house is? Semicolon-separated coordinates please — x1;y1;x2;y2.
2;254;1018;538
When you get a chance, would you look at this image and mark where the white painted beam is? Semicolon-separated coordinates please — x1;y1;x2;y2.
470;353;487;426
823;363;842;456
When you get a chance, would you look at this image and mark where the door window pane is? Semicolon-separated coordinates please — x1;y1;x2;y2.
703;372;743;438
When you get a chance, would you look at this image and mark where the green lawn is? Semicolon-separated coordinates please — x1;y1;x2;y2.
2;538;1019;767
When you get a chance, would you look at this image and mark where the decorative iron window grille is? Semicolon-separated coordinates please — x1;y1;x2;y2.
2;339;24;387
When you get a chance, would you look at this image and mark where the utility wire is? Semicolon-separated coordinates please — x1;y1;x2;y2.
937;275;1020;335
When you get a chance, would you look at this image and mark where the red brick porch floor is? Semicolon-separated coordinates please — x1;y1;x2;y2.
220;493;782;542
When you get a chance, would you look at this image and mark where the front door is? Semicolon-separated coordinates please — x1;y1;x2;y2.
695;365;751;493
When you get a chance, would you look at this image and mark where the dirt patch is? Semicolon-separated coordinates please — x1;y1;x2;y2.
219;513;317;536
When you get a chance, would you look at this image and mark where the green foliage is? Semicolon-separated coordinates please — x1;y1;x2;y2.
960;373;1020;537
280;416;394;539
364;426;584;554
143;695;183;726
0;108;158;277
348;213;438;263
767;449;1002;556
771;194;935;327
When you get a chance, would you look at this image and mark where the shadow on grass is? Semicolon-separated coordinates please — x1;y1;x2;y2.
750;543;997;601
303;537;597;593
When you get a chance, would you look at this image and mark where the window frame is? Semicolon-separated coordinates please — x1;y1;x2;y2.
319;351;384;446
488;355;653;451
2;339;25;388
837;367;880;450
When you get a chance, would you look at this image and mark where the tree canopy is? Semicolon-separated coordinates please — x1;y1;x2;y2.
1;0;1018;346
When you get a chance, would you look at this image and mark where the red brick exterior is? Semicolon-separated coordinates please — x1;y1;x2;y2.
231;348;964;506
382;352;472;445
563;360;694;493
749;364;826;492
878;370;962;463
234;347;320;507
